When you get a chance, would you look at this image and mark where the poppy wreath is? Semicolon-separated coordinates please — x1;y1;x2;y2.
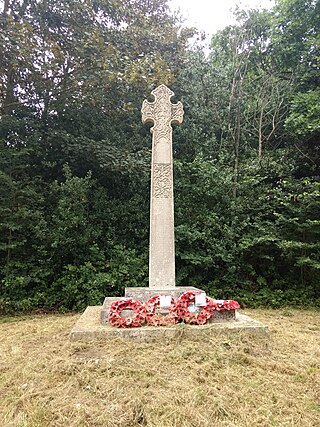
174;291;216;325
145;295;178;326
108;298;147;328
214;300;241;311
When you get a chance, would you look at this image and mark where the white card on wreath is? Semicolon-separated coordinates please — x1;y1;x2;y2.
159;295;172;308
195;292;206;306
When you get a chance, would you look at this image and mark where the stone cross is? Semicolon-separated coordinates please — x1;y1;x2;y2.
141;84;184;289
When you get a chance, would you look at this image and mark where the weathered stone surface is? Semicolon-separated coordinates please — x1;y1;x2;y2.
100;297;120;324
142;84;184;289
70;306;268;342
124;286;201;302
209;309;236;322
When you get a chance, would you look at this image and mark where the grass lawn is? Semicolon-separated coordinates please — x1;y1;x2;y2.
0;309;319;427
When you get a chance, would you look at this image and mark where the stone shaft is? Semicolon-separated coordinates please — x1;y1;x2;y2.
141;85;184;289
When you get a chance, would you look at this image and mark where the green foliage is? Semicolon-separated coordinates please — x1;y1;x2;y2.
272;0;320;84
285;89;320;137
48;245;147;311
0;0;319;312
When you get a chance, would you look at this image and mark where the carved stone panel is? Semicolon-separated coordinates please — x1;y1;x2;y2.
153;163;172;199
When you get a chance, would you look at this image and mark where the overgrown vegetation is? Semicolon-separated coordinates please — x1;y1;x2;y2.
0;0;319;312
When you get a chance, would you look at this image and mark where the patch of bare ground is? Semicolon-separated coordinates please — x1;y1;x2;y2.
0;309;319;427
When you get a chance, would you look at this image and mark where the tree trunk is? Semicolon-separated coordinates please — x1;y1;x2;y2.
3;68;15;115
3;0;10;14
258;106;264;161
1;1;16;115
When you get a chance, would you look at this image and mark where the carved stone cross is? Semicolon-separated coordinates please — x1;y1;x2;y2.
141;84;184;289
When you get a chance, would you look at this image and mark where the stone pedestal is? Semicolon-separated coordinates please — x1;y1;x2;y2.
70;306;268;342
125;286;201;302
209;309;236;322
100;297;121;324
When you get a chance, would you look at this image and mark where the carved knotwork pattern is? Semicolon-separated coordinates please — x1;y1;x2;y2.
152;89;172;146
153;163;172;198
141;85;184;147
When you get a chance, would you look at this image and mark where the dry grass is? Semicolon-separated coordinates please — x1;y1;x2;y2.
0;309;319;427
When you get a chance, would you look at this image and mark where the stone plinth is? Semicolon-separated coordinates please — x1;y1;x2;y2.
209;309;236;322
70;306;268;342
100;297;120;324
125;286;202;302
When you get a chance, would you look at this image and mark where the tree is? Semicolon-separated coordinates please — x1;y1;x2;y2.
0;0;193;311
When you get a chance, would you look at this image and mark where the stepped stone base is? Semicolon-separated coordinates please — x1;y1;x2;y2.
70;306;268;342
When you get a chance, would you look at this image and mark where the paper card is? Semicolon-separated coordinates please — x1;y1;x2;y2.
159;295;172;308
188;303;197;312
195;292;207;306
215;300;224;304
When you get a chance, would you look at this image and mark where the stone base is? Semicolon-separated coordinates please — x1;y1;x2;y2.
100;297;121;324
70;306;268;342
125;286;202;301
209;309;235;322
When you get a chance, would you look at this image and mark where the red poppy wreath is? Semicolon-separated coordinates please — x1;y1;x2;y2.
145;295;178;326
108;298;146;328
174;291;216;325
